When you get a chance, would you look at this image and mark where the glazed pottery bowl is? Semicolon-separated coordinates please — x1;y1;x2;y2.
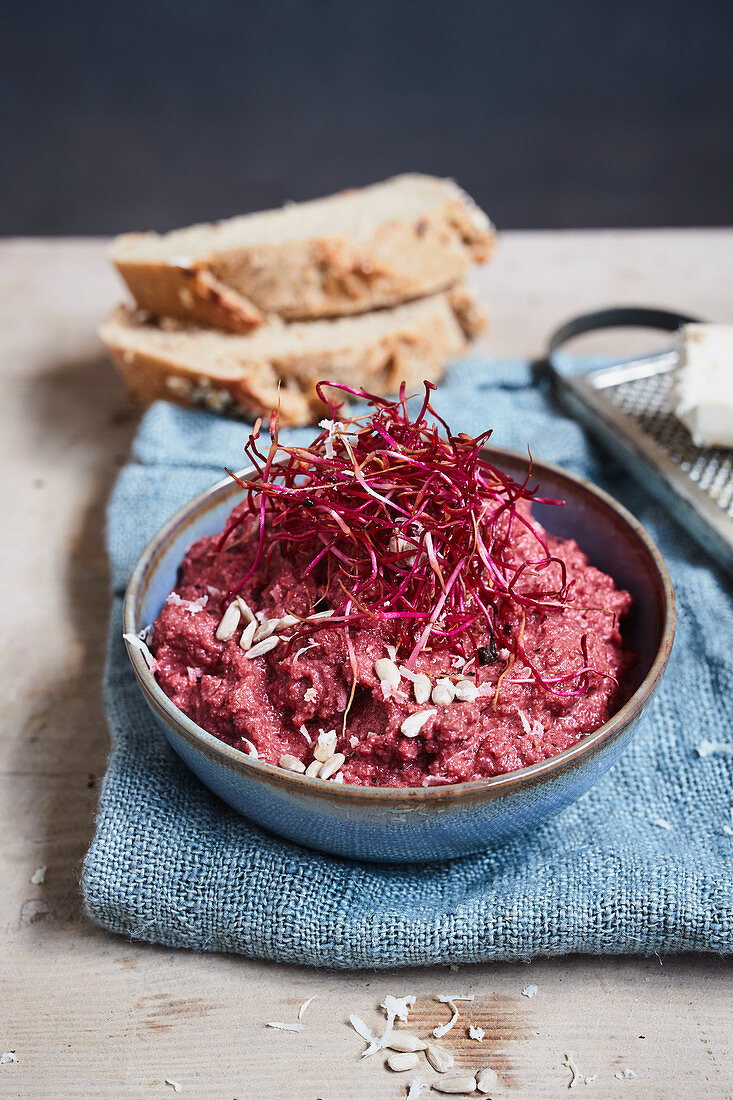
123;448;675;863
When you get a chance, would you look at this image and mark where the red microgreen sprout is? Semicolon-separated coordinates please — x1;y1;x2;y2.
218;381;612;702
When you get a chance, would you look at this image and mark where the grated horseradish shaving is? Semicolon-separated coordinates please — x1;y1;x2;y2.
432;994;473;1038
695;739;733;758
123;632;157;672
563;1052;583;1088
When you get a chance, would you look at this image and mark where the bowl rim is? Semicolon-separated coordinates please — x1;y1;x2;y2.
123;446;676;805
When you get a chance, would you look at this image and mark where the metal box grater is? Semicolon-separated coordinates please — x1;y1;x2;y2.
554;350;733;576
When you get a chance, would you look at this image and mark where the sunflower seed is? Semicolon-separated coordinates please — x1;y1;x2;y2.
314;729;338;761
386;1032;427;1053
375;658;401;689
454;680;479;702
431;678;456;706
386;1052;420;1072
215;602;241;641
401;710;437;738
239;619;258;650
432;1077;477;1095
476;1065;500;1093
254;619;280;643
278;613;301;628
245;635;280;659
426;1044;454;1073
413;673;432;704
278;754;306;773
319;752;346;780
235;597;256;624
305;760;322;778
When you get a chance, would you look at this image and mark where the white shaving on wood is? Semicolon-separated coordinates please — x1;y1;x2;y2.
298;995;316;1019
266;1021;303;1032
432;994;473;1038
30;866;47;885
521;984;538;998
0;1052;18;1065
349;1014;376;1043
563;1052;583;1088
381;995;416;1023
468;1025;485;1042
164;1081;181;1093
357;994;416;1058
406;1078;427;1099
614;1068;637;1080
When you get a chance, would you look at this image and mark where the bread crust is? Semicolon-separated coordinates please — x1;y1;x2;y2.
100;288;487;427
111;182;494;331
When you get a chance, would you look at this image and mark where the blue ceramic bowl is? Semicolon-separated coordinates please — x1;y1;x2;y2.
123;448;675;863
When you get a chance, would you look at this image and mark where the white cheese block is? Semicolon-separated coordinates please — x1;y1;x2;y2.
675;323;733;448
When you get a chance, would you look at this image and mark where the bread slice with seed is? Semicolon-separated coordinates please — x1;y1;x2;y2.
99;286;486;426
110;174;494;332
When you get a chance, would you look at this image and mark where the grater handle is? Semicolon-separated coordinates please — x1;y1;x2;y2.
547;306;701;358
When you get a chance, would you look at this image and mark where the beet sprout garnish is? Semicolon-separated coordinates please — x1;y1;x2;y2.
219;380;603;701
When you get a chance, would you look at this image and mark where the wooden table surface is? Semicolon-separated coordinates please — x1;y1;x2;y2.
1;232;732;1100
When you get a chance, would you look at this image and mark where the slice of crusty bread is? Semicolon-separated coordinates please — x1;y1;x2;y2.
110;174;494;332
100;285;486;427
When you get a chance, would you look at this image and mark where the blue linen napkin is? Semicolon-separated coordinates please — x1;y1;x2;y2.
82;360;733;966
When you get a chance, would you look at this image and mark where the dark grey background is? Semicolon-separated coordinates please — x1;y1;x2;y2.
3;0;732;234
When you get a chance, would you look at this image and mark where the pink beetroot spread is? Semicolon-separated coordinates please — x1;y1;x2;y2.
150;383;635;787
